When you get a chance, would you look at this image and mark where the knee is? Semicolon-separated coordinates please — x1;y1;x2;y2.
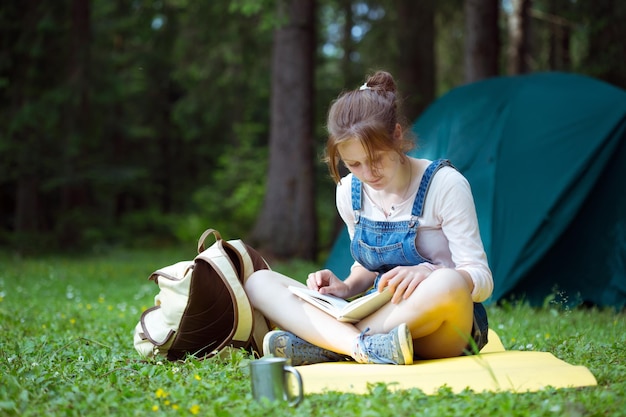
244;269;273;294
421;268;472;304
244;269;290;307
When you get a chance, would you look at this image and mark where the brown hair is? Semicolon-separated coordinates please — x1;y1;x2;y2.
324;71;415;183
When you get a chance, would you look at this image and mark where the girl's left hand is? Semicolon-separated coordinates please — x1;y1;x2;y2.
377;265;433;304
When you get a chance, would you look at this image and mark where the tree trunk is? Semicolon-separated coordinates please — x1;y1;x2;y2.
547;0;571;71
581;0;626;89
464;0;500;83
507;0;531;74
10;0;51;238
341;0;356;87
15;177;40;234
397;0;435;122
58;0;92;245
249;0;317;260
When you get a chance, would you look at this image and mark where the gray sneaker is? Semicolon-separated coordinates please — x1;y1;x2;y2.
263;330;350;366
352;323;414;365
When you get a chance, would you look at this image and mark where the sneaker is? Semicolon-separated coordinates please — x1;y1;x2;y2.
263;330;351;366
352;323;414;365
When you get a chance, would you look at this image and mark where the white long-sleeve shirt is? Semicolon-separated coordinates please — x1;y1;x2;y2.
336;160;494;303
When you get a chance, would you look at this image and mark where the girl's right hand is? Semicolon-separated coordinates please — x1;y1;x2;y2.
306;269;351;298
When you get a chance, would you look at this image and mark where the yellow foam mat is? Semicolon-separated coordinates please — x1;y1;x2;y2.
296;330;597;394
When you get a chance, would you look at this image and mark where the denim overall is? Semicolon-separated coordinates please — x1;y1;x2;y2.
350;159;488;353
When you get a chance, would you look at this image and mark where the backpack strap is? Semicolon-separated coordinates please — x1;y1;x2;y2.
224;240;272;353
197;228;221;253
228;240;271;282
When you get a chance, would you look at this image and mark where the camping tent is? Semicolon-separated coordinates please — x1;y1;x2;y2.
324;72;626;308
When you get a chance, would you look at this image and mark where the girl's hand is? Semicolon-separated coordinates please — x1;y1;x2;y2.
306;269;351;298
377;264;433;304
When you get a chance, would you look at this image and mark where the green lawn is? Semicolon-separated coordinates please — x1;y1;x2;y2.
0;248;624;416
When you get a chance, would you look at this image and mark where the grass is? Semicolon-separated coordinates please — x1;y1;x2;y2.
0;247;624;416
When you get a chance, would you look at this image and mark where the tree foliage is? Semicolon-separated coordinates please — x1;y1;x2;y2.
0;0;624;255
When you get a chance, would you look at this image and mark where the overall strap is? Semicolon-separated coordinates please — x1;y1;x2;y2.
410;159;453;219
351;159;453;225
351;175;363;223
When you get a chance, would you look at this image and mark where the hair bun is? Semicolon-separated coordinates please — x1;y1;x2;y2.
364;71;397;94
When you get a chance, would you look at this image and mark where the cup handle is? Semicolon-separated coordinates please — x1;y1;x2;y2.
284;365;304;407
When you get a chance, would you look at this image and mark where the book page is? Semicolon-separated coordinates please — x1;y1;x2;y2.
288;286;349;310
288;286;392;322
337;288;391;322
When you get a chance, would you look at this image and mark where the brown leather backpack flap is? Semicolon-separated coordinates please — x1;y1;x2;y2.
167;260;237;361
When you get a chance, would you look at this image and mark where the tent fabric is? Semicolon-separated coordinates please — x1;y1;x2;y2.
324;72;626;308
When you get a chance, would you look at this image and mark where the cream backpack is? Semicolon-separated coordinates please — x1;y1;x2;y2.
133;229;271;360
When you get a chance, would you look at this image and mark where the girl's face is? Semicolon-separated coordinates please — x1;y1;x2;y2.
337;138;402;190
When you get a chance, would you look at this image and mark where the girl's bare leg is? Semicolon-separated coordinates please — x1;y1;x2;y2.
244;270;361;356
246;268;474;359
359;268;475;359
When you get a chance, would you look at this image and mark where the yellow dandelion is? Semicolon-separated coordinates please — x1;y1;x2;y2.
164;400;171;406
152;405;159;411
545;333;551;339
98;296;105;303
107;305;113;311
86;304;92;310
172;404;179;411
155;388;168;399
70;318;76;325
194;374;201;381
190;405;200;415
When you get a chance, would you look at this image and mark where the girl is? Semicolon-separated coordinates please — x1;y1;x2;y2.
245;71;493;365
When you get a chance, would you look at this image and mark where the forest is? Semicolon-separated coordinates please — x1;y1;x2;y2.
1;0;625;259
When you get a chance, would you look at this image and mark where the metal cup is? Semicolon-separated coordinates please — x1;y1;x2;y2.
249;357;304;406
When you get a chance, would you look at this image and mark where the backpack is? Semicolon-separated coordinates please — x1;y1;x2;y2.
133;228;271;361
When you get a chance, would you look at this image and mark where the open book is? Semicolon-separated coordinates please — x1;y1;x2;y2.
288;285;392;323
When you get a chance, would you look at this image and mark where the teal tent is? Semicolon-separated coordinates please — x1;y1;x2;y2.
324;72;626;308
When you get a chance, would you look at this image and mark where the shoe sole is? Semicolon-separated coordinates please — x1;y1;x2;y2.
262;330;284;357
396;323;414;365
